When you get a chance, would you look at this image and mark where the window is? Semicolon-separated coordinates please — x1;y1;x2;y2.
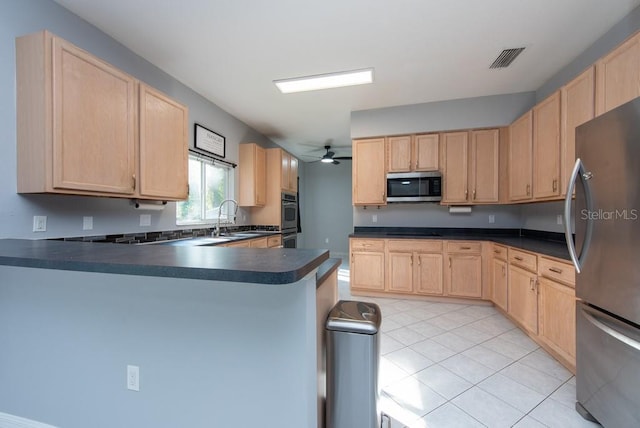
176;154;234;225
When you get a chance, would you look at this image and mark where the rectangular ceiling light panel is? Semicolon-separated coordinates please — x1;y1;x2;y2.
274;68;374;93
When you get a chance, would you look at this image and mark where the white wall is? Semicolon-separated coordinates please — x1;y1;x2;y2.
0;0;276;239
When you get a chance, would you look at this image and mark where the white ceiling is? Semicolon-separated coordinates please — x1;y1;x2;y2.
54;0;640;161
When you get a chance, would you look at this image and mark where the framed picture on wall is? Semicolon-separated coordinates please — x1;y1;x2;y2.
194;123;225;158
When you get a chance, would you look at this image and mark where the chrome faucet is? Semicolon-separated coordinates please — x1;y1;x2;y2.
213;199;238;237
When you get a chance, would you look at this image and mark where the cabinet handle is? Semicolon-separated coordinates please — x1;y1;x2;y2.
465;189;468;199
526;184;531;196
411;254;414;265
502;265;506;276
549;267;563;274
529;277;534;290
493;249;501;254
553;179;558;192
449;257;452;268
132;175;136;190
461;246;472;250
473;189;476;200
514;256;524;261
418;255;421;266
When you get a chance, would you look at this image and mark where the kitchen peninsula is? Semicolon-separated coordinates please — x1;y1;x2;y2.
0;239;330;428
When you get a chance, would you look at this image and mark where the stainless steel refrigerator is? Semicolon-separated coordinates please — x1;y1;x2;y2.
565;97;640;426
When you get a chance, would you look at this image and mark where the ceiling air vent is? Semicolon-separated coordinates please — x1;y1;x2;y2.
490;47;525;69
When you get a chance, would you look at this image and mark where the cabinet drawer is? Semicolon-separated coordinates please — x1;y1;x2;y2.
351;239;385;252
509;248;537;272
387;239;442;253
446;241;482;254
539;256;575;287
492;244;508;261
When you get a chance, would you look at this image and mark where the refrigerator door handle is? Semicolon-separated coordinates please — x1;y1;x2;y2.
581;305;640;352
564;158;594;273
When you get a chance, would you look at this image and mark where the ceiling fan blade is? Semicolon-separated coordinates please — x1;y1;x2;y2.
333;156;352;160
333;160;340;165
327;150;335;157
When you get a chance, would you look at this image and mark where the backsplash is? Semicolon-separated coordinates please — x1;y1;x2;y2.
55;225;280;245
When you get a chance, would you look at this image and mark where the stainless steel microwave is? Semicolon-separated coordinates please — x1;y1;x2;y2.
386;172;442;203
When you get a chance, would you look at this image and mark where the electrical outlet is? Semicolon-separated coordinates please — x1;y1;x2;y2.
32;216;47;232
83;216;93;230
557;214;563;225
127;365;139;391
372;214;378;223
488;215;495;224
139;214;151;227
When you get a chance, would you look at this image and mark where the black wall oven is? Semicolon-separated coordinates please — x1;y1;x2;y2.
281;193;297;248
281;193;297;231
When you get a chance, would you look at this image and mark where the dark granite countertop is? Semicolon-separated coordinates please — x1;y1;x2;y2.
350;227;571;261
0;239;329;285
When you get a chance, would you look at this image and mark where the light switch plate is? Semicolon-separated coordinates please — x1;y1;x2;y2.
32;216;47;232
83;216;93;230
139;214;151;227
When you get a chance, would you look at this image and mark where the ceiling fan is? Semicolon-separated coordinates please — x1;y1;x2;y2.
318;145;352;165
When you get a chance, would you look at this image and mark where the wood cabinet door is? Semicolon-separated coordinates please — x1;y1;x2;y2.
561;67;594;197
239;144;259;206
538;277;576;365
416;253;444;295
138;83;188;200
441;131;469;204
289;156;298;193
387;135;412;172
492;258;508;312
281;151;290;193
387;252;414;293
533;91;561;199
596;32;640;116
352;138;386;205
351;251;385;291
52;37;136;195
414;134;439;171
508;265;538;334
249;237;269;248
446;254;482;298
470;129;499;203
508;111;533;201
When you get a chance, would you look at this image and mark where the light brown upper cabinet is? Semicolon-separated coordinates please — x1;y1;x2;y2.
280;150;298;194
596;31;640;116
470;129;500;203
387;134;439;172
508;111;533;202
441;131;469;204
532;91;561;199
561;67;595;196
238;143;266;207
16;30;188;200
441;129;499;204
138;83;189;200
352;138;386;206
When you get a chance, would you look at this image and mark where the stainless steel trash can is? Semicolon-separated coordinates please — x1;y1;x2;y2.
326;300;382;428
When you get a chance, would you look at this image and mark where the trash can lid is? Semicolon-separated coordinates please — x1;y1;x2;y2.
326;300;381;334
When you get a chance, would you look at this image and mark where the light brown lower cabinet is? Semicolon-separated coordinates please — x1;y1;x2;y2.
538;276;576;366
492;257;508;312
350;239;385;292
445;242;483;298
416;253;444;295
386;239;443;296
508;264;539;335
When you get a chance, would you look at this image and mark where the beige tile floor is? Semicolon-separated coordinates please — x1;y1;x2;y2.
336;264;601;428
